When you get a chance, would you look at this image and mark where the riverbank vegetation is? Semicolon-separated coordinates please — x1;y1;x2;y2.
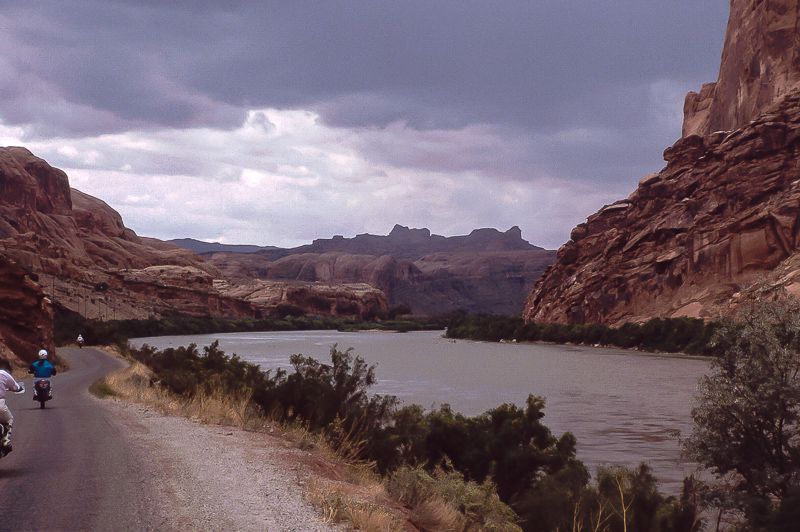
56;310;719;360
685;292;800;531
445;315;718;356
71;300;800;529
97;339;702;531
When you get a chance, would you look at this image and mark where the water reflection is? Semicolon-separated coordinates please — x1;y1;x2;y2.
131;330;710;494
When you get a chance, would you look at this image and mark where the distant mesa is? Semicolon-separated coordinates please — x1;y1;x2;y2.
187;224;554;316
169;238;280;255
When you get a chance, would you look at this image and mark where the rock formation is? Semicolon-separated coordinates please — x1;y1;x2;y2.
683;0;800;137
525;0;800;326
216;279;388;319
0;147;391;361
0;255;54;364
201;227;556;315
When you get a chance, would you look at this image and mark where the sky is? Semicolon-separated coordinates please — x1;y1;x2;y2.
0;1;731;249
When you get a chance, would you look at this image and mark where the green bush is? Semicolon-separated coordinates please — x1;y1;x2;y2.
123;339;700;531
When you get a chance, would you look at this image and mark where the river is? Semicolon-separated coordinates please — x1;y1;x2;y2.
130;329;710;494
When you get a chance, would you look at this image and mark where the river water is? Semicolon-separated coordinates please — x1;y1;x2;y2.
130;330;710;494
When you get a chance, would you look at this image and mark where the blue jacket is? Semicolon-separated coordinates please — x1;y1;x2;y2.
29;360;56;378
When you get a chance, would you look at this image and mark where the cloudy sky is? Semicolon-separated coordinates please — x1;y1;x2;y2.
0;1;730;249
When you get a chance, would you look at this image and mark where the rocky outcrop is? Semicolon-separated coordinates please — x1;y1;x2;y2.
525;0;800;326
0;255;54;365
204;236;556;315
216;279;388;320
0;147;394;362
683;0;800;137
524;88;800;325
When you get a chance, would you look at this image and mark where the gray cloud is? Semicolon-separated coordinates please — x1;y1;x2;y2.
0;1;731;249
1;1;728;133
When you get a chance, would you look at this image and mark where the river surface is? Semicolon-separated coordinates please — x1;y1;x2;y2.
130;330;710;494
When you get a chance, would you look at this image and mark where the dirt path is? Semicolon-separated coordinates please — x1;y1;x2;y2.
100;399;340;531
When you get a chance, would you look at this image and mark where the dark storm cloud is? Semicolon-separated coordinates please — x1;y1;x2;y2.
0;1;728;136
0;1;732;248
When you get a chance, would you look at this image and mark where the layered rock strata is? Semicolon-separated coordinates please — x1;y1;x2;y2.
0;147;389;363
0;255;54;364
206;242;556;315
525;0;800;326
524;88;800;325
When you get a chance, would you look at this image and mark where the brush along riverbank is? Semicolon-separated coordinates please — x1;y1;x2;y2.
91;352;520;531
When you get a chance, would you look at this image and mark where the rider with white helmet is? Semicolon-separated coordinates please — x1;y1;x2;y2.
29;349;57;399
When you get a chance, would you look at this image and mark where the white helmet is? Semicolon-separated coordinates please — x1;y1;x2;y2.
38;349;48;359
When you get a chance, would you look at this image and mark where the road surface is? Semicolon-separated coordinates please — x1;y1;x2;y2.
0;347;167;530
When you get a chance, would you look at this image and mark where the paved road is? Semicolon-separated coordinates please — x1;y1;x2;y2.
0;348;164;530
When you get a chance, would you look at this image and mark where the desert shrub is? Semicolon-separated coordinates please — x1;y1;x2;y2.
387;463;521;531
123;339;699;531
266;345;397;434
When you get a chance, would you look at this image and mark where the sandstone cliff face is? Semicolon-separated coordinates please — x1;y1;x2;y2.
0;146;392;346
0;255;54;364
216;279;388;319
204;228;556;315
683;0;800;137
525;0;800;326
525;88;800;325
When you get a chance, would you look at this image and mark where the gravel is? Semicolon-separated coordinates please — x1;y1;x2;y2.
97;398;342;531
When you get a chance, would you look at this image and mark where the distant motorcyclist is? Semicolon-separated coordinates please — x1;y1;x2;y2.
0;358;24;452
29;350;56;400
77;335;84;349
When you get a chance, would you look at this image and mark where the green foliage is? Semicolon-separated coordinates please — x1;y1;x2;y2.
269;345;397;434
122;338;699;531
387;462;522;531
445;314;716;355
685;291;800;525
369;396;591;530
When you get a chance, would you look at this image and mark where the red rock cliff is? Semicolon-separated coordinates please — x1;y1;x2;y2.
524;0;800;325
684;0;800;137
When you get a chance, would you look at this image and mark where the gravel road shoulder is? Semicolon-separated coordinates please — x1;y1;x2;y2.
95;396;342;531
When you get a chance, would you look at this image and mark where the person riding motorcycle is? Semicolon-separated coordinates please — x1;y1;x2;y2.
77;334;84;349
29;350;56;400
0;358;24;453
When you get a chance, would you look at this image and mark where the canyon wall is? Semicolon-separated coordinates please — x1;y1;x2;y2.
683;0;800;137
525;0;800;325
0;147;388;362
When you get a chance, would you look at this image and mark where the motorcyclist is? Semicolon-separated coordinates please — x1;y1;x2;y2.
0;358;24;452
77;334;84;349
29;349;56;400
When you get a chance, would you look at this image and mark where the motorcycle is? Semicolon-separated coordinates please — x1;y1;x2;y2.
1;383;25;457
33;379;52;409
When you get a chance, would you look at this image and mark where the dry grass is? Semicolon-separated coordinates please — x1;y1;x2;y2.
92;357;522;532
92;361;416;530
305;478;409;532
91;361;266;430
